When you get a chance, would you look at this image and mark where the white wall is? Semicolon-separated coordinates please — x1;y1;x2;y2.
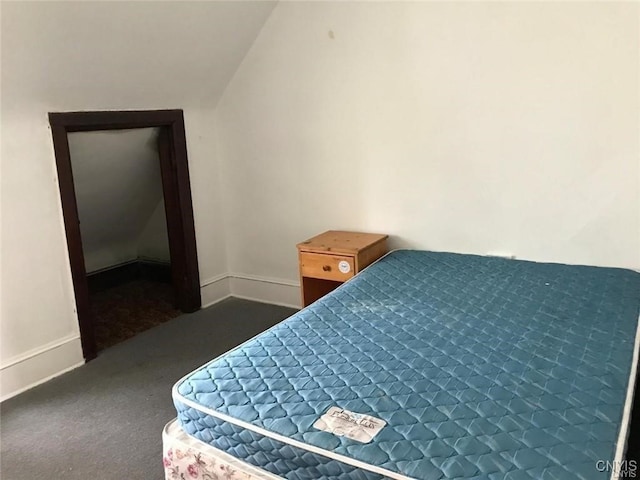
0;1;276;400
138;199;171;264
216;1;640;286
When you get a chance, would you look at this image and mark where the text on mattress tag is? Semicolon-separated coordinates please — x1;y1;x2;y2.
313;407;386;443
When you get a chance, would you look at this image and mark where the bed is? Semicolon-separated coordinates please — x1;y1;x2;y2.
165;250;640;479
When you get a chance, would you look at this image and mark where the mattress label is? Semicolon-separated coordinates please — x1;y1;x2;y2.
313;407;386;443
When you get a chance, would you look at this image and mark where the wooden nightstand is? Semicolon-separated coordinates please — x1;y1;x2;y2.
297;231;388;307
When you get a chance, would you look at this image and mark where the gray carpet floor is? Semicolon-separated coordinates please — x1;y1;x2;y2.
0;298;296;480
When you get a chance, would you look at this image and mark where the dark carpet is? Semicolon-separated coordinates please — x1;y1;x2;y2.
0;298;296;480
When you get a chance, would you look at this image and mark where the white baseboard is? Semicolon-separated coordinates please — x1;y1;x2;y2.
201;273;301;309
229;274;301;309
1;336;84;402
200;275;232;308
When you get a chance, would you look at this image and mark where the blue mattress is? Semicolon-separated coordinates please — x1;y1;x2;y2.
173;250;640;479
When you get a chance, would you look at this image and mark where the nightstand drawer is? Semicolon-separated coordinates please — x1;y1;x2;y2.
299;252;355;281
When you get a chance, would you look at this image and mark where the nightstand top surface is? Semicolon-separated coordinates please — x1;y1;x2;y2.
297;230;388;255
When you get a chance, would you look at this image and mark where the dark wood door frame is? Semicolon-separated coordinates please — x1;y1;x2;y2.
49;109;201;361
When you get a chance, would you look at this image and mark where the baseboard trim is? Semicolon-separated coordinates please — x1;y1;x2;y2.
87;260;172;293
229;274;301;309
200;273;301;310
1;336;84;402
229;273;299;288
200;274;232;309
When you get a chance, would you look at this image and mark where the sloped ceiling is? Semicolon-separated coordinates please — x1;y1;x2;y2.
1;1;278;112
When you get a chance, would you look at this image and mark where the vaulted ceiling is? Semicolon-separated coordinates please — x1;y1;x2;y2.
1;1;278;112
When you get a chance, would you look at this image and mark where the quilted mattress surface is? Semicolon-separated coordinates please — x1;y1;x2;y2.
173;250;640;480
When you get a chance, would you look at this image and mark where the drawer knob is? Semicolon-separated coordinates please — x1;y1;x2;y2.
322;265;332;272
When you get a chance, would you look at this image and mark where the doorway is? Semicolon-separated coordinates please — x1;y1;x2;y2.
49;110;201;361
